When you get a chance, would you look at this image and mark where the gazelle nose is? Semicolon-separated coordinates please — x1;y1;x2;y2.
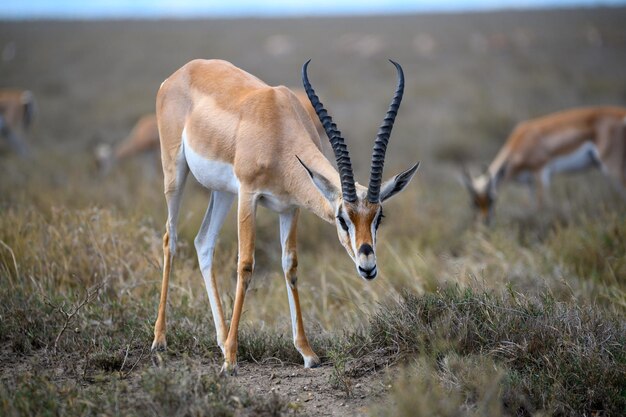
359;244;373;257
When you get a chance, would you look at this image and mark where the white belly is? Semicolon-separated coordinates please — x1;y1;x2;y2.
182;130;240;194
544;141;599;176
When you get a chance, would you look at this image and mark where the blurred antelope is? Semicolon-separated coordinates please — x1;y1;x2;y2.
94;114;160;176
0;89;35;156
95;92;323;176
152;59;419;375
462;107;626;224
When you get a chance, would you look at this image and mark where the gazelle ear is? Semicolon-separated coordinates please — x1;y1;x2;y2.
296;156;340;202
379;162;420;202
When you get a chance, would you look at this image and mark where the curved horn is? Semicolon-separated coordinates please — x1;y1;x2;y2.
367;60;405;203
302;60;357;203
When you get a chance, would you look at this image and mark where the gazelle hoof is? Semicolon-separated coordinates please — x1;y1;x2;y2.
219;361;238;377
151;336;167;352
304;354;321;368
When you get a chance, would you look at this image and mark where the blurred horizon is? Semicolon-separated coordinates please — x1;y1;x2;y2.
2;0;626;19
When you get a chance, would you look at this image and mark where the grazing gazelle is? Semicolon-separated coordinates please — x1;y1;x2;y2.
0;89;35;156
151;59;419;375
462;106;626;224
94;114;160;176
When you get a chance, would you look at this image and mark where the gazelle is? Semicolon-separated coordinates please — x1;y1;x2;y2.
462;106;626;224
0;89;35;156
94;114;160;176
151;59;419;375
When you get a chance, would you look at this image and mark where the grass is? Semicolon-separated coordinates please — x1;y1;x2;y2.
0;192;624;414
1;362;288;417
359;287;626;416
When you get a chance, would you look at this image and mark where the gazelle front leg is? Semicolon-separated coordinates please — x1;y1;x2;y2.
0;118;28;157
195;191;235;355
279;208;321;368
221;189;257;375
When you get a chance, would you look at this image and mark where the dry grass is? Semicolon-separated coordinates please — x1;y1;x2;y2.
1;361;288;417
361;288;626;416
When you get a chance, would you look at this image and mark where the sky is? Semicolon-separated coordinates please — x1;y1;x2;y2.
1;0;625;19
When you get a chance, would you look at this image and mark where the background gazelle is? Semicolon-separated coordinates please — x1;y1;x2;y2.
94;114;160;176
152;59;419;375
462;107;626;224
0;89;35;156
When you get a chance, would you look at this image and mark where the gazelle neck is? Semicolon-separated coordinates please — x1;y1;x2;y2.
485;145;512;190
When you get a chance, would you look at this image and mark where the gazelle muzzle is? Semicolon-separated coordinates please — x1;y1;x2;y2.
357;243;377;279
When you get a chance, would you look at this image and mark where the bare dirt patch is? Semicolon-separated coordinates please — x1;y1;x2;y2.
235;362;387;416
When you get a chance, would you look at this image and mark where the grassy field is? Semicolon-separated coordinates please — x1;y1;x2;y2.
1;7;625;416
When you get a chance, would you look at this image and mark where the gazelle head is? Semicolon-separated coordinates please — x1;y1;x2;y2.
461;167;496;225
298;60;419;280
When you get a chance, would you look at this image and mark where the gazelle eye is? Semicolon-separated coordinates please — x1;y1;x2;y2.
337;216;349;232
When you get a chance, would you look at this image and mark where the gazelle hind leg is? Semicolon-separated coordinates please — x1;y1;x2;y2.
601;162;626;200
152;150;188;351
194;191;235;355
279;208;320;368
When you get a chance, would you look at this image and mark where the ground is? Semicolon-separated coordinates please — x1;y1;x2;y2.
236;363;382;416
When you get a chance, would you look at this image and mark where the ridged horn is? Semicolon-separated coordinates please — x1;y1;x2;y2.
302;59;357;203
367;60;404;203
